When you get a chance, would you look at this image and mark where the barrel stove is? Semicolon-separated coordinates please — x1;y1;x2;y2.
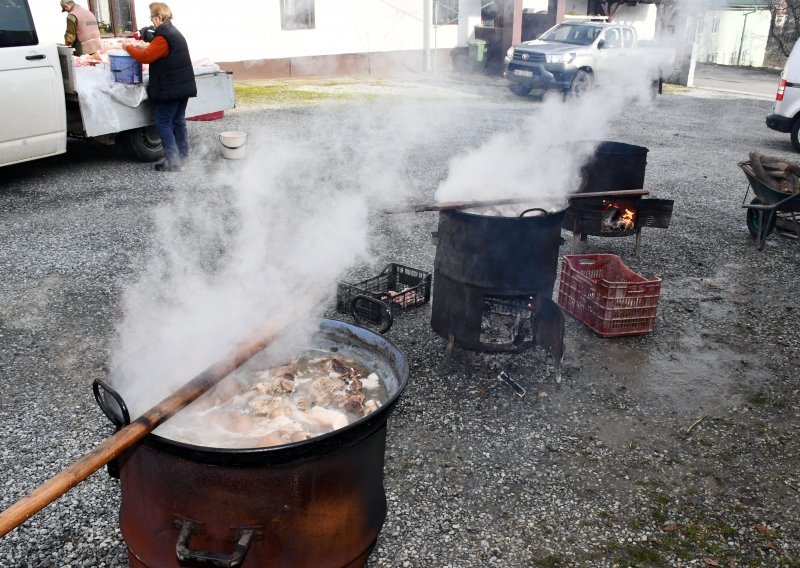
430;207;567;355
566;141;674;255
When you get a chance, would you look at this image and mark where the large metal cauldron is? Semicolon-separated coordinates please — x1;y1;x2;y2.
102;319;408;568
430;207;567;352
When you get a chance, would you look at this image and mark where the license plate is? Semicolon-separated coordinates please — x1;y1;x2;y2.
513;69;533;78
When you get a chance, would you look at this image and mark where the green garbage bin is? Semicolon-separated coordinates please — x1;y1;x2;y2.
467;39;487;73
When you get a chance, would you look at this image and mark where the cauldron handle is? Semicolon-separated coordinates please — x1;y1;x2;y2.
519;208;549;218
176;519;256;567
92;378;131;428
350;294;393;334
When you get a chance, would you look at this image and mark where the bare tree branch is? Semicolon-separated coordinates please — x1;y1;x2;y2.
767;0;800;57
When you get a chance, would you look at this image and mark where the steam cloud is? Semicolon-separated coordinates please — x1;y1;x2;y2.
436;57;661;208
109;103;445;418
109;48;663;420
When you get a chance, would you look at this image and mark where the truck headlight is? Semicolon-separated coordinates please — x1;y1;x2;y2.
545;53;576;64
506;46;515;59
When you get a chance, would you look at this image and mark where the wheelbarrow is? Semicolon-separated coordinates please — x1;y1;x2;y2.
739;162;800;250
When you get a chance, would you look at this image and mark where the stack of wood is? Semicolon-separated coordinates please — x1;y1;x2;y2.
744;151;800;194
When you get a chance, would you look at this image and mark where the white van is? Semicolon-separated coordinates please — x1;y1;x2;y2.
766;40;800;152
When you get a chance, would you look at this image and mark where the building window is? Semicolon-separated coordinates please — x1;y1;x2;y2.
281;0;315;30
434;0;458;26
89;0;135;37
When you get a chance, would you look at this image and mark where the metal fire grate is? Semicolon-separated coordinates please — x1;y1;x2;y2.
479;293;538;347
563;198;674;255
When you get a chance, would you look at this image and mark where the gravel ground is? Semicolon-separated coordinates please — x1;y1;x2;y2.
1;73;799;567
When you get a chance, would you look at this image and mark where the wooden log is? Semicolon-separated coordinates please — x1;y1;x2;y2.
763;162;789;172
765;170;790;180
791;174;800;193
749;151;782;191
0;312;301;538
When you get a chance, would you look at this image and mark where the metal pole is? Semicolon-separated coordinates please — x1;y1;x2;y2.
423;0;432;72
737;10;756;66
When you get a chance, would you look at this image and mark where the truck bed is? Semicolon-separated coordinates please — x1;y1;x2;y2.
69;71;235;138
59;48;236;139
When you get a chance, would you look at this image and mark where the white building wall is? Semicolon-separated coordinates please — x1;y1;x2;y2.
142;0;462;62
28;0;467;64
613;4;657;41
696;9;771;67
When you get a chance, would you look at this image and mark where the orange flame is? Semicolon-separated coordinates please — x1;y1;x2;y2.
602;200;636;230
620;206;635;229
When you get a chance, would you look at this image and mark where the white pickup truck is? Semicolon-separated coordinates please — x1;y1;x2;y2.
1;0;235;168
504;21;673;98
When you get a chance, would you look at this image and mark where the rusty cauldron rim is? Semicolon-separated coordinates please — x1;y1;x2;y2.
100;318;409;467
447;205;568;221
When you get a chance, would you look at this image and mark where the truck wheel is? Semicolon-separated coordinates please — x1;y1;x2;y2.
791;119;800;153
118;126;163;162
509;83;531;97
567;70;593;98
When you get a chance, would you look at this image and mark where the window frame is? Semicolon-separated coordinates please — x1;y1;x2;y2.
88;0;137;38
280;0;315;31
433;0;459;26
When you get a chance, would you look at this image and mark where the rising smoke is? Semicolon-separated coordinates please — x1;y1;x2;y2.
436;57;662;208
108;101;455;418
110;44;664;421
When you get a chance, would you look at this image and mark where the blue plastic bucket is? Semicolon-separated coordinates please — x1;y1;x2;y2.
109;51;143;84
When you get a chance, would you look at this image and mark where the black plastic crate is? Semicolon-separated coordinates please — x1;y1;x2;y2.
336;264;432;325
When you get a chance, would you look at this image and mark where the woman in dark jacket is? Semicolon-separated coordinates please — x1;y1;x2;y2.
125;2;196;172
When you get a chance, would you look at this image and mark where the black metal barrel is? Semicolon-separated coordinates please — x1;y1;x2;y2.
577;141;649;193
430;207;566;351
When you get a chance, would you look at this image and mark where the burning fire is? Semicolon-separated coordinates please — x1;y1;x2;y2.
602;200;636;230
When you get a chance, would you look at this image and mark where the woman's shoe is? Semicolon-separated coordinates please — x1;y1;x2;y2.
155;161;181;172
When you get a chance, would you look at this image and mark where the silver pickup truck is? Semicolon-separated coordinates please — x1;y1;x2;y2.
504;21;662;98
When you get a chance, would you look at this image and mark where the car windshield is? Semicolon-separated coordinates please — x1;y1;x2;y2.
539;23;601;46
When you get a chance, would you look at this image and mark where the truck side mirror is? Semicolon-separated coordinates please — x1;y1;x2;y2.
597;40;606;49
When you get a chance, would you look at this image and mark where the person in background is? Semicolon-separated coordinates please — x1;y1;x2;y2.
60;0;102;56
124;2;197;172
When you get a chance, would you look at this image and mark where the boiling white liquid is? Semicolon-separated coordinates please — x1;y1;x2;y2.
154;349;387;449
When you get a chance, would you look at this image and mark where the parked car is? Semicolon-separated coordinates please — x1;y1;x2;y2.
766;40;800;152
504;21;669;99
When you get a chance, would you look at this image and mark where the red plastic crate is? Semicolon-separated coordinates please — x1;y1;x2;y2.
557;254;662;338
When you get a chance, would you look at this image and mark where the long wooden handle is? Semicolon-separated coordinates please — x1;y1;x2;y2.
567;189;649;199
384;190;650;214
0;313;298;538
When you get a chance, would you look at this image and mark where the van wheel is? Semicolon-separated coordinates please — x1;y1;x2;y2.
118;126;163;162
791;120;800;153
